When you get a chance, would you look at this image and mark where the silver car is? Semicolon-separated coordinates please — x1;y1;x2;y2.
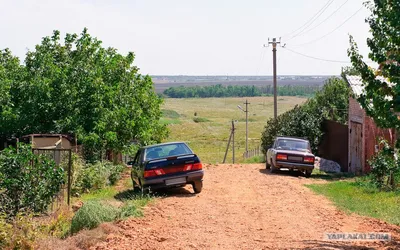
266;136;315;177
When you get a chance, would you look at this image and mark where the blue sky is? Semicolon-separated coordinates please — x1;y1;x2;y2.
0;0;372;75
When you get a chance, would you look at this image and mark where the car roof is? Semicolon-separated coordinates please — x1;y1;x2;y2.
276;136;309;142
142;141;187;149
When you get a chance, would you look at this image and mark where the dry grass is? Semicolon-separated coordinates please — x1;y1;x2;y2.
162;96;307;163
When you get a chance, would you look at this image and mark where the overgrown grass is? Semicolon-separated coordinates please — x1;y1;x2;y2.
307;180;400;225
163;97;307;163
310;169;355;180
162;109;180;119
193;117;211;123
243;155;265;163
71;201;119;234
160;118;181;125
70;179;153;235
79;187;118;202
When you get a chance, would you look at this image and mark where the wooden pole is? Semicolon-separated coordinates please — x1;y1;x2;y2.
223;130;233;164
232;120;235;164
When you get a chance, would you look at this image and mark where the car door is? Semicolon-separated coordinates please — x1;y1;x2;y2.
131;149;142;187
266;139;276;164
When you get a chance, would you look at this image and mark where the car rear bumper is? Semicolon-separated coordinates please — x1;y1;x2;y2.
143;170;204;189
276;161;314;171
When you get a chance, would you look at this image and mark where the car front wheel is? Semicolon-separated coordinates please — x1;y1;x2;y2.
266;161;271;169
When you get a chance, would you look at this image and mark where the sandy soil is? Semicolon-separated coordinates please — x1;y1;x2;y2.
87;164;400;249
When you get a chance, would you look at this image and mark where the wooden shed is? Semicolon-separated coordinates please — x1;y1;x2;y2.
22;134;74;149
346;76;396;174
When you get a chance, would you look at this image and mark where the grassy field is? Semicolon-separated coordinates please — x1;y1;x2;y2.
307;181;400;225
161;96;307;163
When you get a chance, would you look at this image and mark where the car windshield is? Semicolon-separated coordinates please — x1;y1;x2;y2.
145;143;193;161
276;139;310;152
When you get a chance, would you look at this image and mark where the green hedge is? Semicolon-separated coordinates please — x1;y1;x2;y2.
261;77;350;154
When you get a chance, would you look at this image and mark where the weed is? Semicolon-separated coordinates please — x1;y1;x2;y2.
70;201;119;234
243;155;265;163
119;201;144;219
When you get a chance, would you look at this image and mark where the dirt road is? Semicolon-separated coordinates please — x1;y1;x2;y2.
93;164;400;249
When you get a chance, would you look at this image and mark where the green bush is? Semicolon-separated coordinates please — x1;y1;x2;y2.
368;140;399;191
70;201;118;234
261;104;323;153
72;160;125;196
108;164;125;185
261;77;350;154
0;143;64;216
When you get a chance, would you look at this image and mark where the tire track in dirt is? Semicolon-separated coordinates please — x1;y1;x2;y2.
92;164;400;250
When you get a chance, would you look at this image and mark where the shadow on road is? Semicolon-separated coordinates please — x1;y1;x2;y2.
114;186;196;201
259;168;355;181
259;168;305;178
156;187;196;199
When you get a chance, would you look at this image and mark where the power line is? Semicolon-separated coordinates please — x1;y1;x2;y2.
291;6;363;47
283;47;351;63
295;0;349;38
255;47;267;76
286;0;335;42
280;0;334;39
283;47;375;64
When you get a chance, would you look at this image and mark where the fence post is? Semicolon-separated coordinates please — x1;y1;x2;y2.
67;149;72;207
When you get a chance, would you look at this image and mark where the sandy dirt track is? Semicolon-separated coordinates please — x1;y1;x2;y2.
91;164;400;250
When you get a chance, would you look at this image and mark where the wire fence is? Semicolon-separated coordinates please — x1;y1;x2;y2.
243;146;265;160
32;148;72;211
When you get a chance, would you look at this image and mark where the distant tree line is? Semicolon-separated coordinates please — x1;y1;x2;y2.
163;84;322;98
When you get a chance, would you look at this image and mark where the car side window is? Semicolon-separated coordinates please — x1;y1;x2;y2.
133;150;141;166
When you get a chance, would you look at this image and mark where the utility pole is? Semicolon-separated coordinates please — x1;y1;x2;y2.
244;100;249;156
232;120;235;164
223;120;236;164
237;100;250;157
264;38;281;120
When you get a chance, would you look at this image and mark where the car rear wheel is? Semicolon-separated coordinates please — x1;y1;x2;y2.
270;162;277;173
192;181;203;194
305;170;312;178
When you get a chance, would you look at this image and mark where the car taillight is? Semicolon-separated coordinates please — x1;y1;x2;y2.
144;169;165;178
184;163;202;171
304;156;315;163
276;154;287;160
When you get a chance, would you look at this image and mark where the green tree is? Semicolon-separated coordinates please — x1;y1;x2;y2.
261;77;350;154
0;29;167;161
348;0;400;132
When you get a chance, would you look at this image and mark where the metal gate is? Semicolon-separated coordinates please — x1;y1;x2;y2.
349;121;363;174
